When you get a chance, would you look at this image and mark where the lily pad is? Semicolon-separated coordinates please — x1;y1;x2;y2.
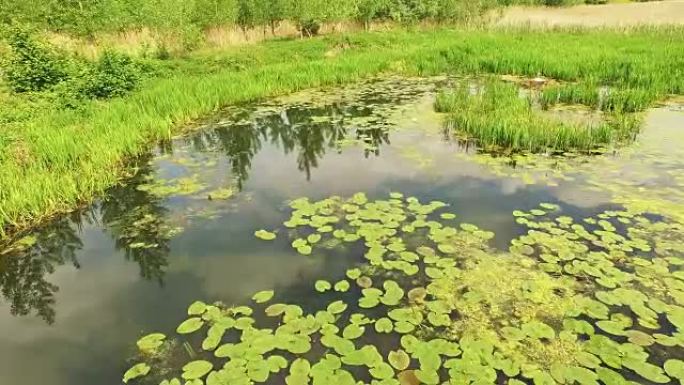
389;350;411;371
177;317;205;334
342;324;365;339
327;300;348;315
255;230;277;240
188;301;208;315
252;290;275;304
375;317;394;333
136;333;166;352
182;360;213;380
123;363;150;383
334;280;351;292
315;280;332;292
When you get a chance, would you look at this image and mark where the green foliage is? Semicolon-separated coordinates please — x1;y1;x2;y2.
2;28;70;92
75;50;142;99
435;80;630;153
0;0;495;37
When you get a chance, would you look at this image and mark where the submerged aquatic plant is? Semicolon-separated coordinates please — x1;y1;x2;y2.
122;190;684;385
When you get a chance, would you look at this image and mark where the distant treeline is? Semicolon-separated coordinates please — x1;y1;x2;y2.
0;0;496;36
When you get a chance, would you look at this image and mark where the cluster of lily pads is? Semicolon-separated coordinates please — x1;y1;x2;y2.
123;190;683;385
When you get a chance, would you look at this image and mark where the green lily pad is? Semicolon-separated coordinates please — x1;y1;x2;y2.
267;355;288;373
334;280;350;292
255;230;276;240
625;330;654;346
252;290;275;304
297;245;312;255
307;234;322;244
346;268;362;279
370;362;395;380
182;360;213;380
375;317;394;333
389;350;411;371
342;324;365;339
123;363;150;383
327;300;348;315
315;280;332;292
177;317;205;334
664;359;684;380
265;303;287;317
415;369;439;384
522;321;555;340
188;301;207;315
136;333;165;352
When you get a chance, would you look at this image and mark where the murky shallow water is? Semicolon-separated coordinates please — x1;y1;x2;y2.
0;78;682;385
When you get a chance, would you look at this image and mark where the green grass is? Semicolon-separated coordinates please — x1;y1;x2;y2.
1;26;683;236
435;80;636;153
539;82;658;112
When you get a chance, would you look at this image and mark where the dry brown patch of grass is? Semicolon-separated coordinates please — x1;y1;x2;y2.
494;0;684;27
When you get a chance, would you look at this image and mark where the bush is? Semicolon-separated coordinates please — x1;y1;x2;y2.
2;28;70;92
75;50;142;99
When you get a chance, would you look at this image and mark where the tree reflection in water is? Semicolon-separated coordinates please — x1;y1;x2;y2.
0;83;415;323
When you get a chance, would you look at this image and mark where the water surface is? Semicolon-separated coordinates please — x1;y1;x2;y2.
0;77;682;385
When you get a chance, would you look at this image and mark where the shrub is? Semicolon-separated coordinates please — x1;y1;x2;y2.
76;50;142;99
2;28;70;92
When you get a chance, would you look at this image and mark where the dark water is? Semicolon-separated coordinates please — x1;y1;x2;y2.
0;78;679;385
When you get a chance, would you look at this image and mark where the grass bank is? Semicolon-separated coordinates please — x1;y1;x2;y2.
1;26;683;236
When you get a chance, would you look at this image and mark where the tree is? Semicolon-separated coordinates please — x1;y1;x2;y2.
236;0;259;33
356;0;390;30
261;0;289;35
192;0;239;29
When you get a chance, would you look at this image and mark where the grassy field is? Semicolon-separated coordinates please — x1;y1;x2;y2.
495;0;684;27
1;26;683;236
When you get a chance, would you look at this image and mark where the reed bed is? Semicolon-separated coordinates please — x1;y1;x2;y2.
434;81;630;153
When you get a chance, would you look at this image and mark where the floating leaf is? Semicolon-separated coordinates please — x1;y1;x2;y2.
625;330;654;346
252;290;275;304
356;276;373;289
664;359;684;381
398;370;420;385
522;321;555;340
265;303;287;317
415;369;439;384
315;280;332;292
123;363;150;383
188;301;207;315
297;245;313;255
408;287;427;303
334;280;350;292
267;355;289;373
255;230;276;240
177;317;205;334
389;350;411;371
307;234;321;244
327;300;348;315
136;333;165;352
370;362;395;380
346;268;362;280
375;318;393;333
182;360;213;380
342;324;365;339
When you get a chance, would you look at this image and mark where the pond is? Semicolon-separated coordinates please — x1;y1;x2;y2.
0;77;683;385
